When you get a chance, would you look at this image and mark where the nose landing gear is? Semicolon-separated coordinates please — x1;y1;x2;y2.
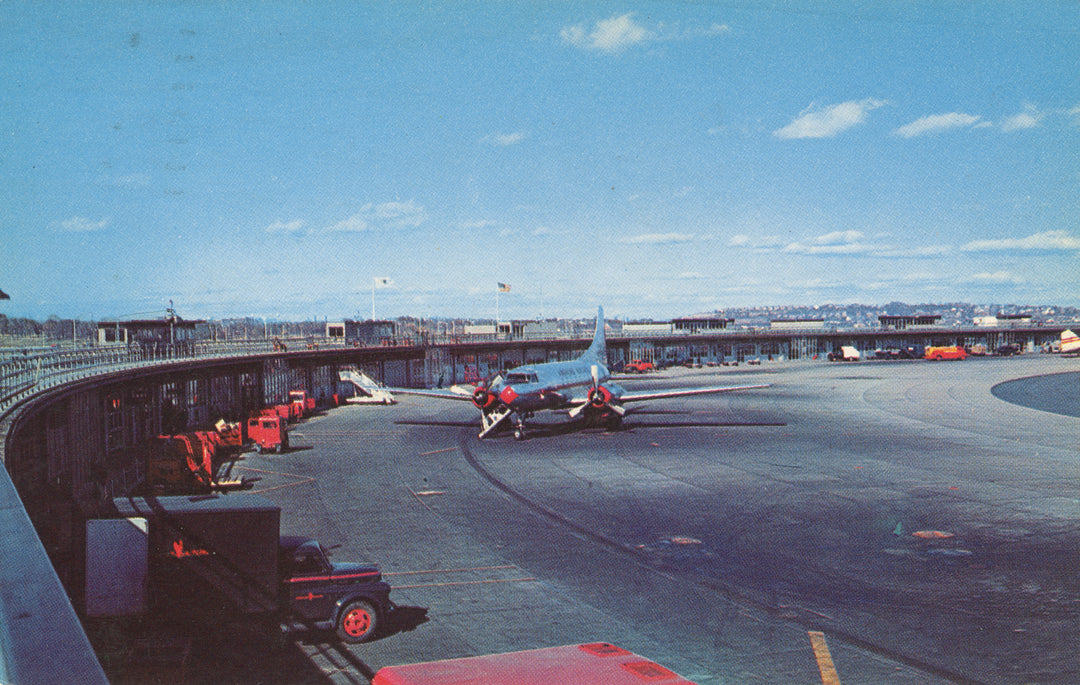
512;412;532;440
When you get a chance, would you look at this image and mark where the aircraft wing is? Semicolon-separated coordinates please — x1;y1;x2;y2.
389;385;477;402
617;383;770;403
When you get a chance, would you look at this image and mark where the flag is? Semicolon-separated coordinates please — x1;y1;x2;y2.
497;282;511;292
0;288;9;300
373;277;393;288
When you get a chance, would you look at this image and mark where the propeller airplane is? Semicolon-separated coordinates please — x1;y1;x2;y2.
391;307;769;440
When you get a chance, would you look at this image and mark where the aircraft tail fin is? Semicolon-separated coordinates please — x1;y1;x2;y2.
1061;329;1080;354
581;306;606;364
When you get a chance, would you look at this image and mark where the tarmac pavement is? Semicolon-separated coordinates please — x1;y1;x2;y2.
232;354;1080;684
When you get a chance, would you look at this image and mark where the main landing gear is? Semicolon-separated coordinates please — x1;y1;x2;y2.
512;412;532;440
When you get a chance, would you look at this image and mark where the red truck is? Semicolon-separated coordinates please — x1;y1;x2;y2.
925;345;967;361
248;412;289;453
623;359;654;373
146;433;215;493
145;425;252;494
289;389;317;417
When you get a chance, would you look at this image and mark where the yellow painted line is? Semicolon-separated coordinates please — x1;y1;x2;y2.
808;631;842;685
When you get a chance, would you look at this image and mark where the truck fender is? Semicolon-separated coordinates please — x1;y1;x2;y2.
332;585;392;622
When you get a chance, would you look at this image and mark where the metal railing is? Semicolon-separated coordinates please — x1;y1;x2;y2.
0;341;287;418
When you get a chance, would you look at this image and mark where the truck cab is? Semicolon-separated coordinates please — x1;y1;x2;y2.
289;390;317;416
623;359;654;373
278;536;393;643
248;414;288;453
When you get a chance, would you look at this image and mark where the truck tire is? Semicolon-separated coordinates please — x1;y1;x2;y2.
336;599;378;643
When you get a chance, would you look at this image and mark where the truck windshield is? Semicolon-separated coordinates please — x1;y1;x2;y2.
293;547;329;574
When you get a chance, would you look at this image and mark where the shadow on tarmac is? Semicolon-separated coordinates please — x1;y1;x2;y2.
395;417;785;439
88;605;429;684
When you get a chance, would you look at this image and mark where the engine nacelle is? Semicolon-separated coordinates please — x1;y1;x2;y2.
472;386;497;409
588;386;612;409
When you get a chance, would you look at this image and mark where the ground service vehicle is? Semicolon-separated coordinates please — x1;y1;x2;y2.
925;345;967;361
827;346;860;361
372;643;697;684
92;494;393;643
289;389;317;416
901;344;925;359
248;413;288;452
146;433;215;493
144;421;251;494
623;359;654;373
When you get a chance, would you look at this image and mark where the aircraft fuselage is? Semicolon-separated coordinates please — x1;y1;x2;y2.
492;360;622;414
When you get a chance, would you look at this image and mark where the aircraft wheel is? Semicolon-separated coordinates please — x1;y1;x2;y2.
513;428;525;441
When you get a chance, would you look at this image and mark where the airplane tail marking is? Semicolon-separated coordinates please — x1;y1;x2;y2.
1061;329;1080;354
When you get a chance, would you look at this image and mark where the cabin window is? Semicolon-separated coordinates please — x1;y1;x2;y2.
506;373;538;384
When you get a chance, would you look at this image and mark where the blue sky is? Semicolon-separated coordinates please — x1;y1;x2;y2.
2;1;1078;322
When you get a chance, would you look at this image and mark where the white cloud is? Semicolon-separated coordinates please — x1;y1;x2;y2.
813;230;864;245
461;219;498;230
703;23;732;36
326;200;427;232
561;15;731;54
750;230;953;258
621;232;695;245
1000;104;1044;132
266;219;305;234
783;230;871;254
56;216;111;232
873;244;953;258
729;234;784;249
960;230;1080;252
325;215;370;232
482;131;526;146
533;226;552;236
893;112;982;138
561;14;652;53
773;99;887;139
783;240;872;255
965;271;1025;285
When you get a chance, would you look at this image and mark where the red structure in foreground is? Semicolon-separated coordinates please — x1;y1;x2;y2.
372;643;697;685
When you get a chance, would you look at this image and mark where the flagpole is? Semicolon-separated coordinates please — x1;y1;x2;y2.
372;278;376;321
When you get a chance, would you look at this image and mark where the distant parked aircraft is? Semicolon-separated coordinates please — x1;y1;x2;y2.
1059;329;1080;355
390;306;769;440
